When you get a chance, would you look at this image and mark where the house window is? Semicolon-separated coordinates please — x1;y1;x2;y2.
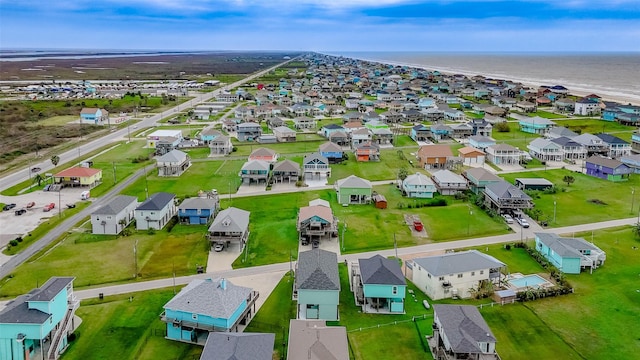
427;273;431;278
438;276;444;281
471;271;475;276
392;286;398;295
192;314;198;320
480;270;484;275
107;216;112;220
457;274;463;278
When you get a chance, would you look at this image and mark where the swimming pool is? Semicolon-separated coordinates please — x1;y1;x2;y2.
508;274;549;289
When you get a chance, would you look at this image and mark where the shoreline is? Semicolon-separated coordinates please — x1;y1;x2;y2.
333;53;640;107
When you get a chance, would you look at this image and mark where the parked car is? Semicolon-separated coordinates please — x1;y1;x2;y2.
3;203;16;211
15;208;27;216
502;214;514;224
43;203;56;212
31;167;41;172
213;243;224;252
516;217;530;228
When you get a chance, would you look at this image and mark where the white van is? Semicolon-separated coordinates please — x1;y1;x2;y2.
81;190;90;200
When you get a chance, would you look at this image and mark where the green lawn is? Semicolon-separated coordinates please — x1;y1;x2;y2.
330;148;418;183
492;121;541;151
553;118;635;141
182;147;211;159
502;169;640;226
529;110;567;119
0;224;209;297
64;288;202;360
394;135;419;148
121;160;245;201
233;140;325;157
244;271;296;359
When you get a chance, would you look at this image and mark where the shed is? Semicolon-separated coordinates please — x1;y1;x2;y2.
492;289;517;305
515;178;554;191
373;194;387;209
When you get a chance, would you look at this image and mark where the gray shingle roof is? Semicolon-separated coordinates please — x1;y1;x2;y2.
0;277;74;324
297;249;340;291
535;233;601;258
201;332;275;360
288;320;349;360
463;168;501;183
586;155;627;170
336;175;371;189
319;142;343;152
403;172;435;186
93;195;137;215
157;149;188;163
209;207;250;233
304;152;329;165
434;304;496;354
432;170;467;184
358;255;406;285
136;192;176;211
273;159;301;173
484;181;531;201
413;250;504;276
241;160;270;171
164;278;252;320
178;197;218;211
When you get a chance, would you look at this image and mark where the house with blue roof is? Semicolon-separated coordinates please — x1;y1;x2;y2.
0;277;78;360
161;278;258;344
595;133;631;158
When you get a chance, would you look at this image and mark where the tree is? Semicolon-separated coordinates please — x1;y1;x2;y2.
32;173;44;186
633;222;640;238
563;175;575;186
397;167;409;181
494;122;510;132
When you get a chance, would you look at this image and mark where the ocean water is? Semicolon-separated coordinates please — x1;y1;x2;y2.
334;52;640;104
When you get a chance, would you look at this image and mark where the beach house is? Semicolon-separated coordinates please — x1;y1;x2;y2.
91;195;138;235
463;168;501;194
585;156;632;181
156;149;191;177
401;172;436;198
431;305;499;360
134;192;177;230
535;233;606;274
207;207;250;249
287;320;349;360
335;175;372;205
351;255;406;314
294;249;340;321
177;197;219;225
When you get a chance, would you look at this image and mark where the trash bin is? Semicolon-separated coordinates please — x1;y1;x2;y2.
99;293;104;300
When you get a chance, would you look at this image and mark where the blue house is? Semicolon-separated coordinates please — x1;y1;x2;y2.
80;107;107;125
519;116;556;135
601;109;619;122
535;233;606;274
468;135;496;151
319;142;344;163
178;197;219;225
295;249;340;321
411;124;431;142
355;255;406;314
418;97;435;109
585;155;632;181
401;172;436;198
161;278;258;344
322;124;345;139
0;277;78;360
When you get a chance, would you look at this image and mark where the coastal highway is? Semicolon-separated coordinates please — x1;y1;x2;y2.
0;58;296;193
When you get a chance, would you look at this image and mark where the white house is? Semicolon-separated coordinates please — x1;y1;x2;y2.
135;192;177;230
156;149;191;176
574;98;601;116
407;250;505;300
146;129;183;149
527;138;563;162
91;195;138;235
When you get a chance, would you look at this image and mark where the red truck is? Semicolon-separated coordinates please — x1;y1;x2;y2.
413;221;424;232
43;203;56;212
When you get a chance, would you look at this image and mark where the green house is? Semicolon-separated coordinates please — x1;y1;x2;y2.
335;175;372;205
355;255;406;314
463;168;502;194
295;249;340;321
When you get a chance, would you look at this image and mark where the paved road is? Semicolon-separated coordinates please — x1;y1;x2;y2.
72;216;638;300
0;59;295;193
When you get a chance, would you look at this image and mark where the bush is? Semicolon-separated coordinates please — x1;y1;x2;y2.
494;122;511;132
505;244;511;250
9;240;18;247
15;236;23;242
165;216;178;233
147;228;156;235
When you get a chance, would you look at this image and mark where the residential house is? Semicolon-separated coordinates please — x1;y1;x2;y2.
574;97;601;116
554;98;575;113
53;166;102;188
485;144;521;165
272;159;300;183
303;152;331;181
156;149;191;177
633;131;640;153
351;128;372;148
319;142;344;163
0;277;79;360
352;255;406;314
329;130;350;147
411;124;431;142
372;127;394;145
239;160;270;185
516;100;536;113
469;119;493;137
161;278;258;344
432;170;468;195
146;129;183;150
249;147;278;163
295;249;340;320
519;116;556;135
483;181;533;214
134;192;177;230
335;175;372;205
585;155;632;181
417;144;454;169
430;124;453;140
452;123;473;139
207;207;250;248
527;138;563;162
432;305;499;360
209;134;233;156
401;172;436;198
287;320;349;360
573;133;609;157
407;250;505;300
236;122;262;142
80;107;108;125
293;116;316;130
297;202;337;244
463;168;501;194
550;137;587;161
199;127;221;145
200;333;274;360
621;154;640;173
547;126;579;140
355;141;380;162
91;195;137;235
178;197;219;225
535;233;606;274
322;124;345;139
272;126;297;142
468;135;496;152
595;133;631;158
458;147;485;166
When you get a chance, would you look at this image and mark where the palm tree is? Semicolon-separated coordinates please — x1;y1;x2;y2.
32;173;44;187
51;155;60;167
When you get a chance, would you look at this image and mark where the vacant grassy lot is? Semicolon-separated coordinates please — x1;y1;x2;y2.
121;160;245;201
233;140;326;157
64;288;202;360
502;169;640;226
0;224;209;297
330;148;419;183
553;118;635;141
229;185;509;268
492;121;541;151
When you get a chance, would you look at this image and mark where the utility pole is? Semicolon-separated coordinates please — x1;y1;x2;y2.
133;240;138;278
112;162;117;184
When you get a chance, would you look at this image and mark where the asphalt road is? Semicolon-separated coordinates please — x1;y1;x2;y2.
0;59;295;192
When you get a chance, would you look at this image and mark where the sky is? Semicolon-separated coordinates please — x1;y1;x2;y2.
1;0;639;52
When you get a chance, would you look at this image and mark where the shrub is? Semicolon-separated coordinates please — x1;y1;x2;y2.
9;240;18;247
147;228;156;235
15;236;23;242
505;243;511;250
494;122;510;132
166;216;178;233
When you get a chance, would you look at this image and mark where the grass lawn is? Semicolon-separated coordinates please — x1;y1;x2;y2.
394;135;419;148
182;147;211;159
0;224;209;297
553;118;635;141
29;115;79;127
492;121;541;151
64;288;202;360
244;271;296;359
229;185;509;268
330;148;418;183
530;110;567;119
502;169;640;226
120;160;245;201
233;140;325;157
